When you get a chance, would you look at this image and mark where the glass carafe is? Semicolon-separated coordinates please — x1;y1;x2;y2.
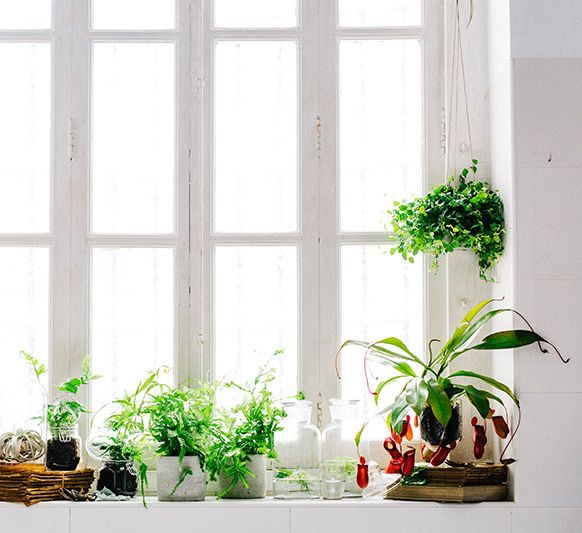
274;400;321;469
321;399;369;497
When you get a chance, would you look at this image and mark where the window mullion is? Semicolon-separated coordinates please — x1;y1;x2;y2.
317;0;341;426
299;0;322;418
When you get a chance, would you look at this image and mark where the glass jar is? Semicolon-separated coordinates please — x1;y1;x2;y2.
46;425;81;471
273;467;320;500
97;460;138;497
321;399;369;497
274;400;321;469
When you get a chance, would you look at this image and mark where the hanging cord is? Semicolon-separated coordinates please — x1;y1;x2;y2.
446;0;474;180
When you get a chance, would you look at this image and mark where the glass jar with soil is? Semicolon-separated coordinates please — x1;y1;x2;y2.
97;460;138;497
46;425;81;471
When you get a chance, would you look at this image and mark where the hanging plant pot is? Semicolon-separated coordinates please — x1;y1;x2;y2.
420;402;462;451
389;163;505;282
218;454;266;499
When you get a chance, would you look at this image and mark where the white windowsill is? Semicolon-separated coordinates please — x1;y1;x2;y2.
0;496;516;509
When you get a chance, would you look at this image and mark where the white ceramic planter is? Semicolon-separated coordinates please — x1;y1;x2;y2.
156;455;206;501
218;454;266;499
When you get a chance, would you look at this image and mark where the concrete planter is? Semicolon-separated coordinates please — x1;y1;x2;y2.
156;455;206;501
218;454;266;499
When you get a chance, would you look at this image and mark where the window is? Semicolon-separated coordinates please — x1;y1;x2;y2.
0;1;443;433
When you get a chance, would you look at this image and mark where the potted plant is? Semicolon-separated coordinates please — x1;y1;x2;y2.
389;162;505;281
22;352;101;471
87;368;168;499
144;382;217;502
336;299;569;468
207;362;286;499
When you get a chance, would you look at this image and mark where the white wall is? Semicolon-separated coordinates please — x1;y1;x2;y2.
504;0;582;518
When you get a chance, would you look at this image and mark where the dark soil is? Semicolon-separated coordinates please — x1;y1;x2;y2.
46;438;81;471
420;403;462;446
97;462;138;497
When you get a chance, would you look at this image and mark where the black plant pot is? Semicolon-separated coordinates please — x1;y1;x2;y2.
420;402;462;448
97;461;138;497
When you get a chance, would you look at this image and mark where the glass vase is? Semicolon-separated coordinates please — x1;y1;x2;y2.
275;400;321;469
321;399;369;497
273;467;320;500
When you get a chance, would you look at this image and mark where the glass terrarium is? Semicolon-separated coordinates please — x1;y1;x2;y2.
87;432;138;497
273;468;320;500
321;399;369;497
274;400;321;469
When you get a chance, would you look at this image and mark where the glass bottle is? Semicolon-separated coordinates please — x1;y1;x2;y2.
274;400;321;469
321;399;369;497
46;425;81;471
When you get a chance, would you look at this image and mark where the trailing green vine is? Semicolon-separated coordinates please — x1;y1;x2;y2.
389;161;505;281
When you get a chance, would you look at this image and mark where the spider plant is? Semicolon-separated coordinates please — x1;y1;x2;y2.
336;299;569;464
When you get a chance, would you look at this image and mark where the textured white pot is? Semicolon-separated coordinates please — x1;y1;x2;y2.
218;454;266;499
156;455;206;501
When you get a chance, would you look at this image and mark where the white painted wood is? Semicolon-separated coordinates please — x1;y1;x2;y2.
514;507;582;533
290;506;512;533
0;507;69;533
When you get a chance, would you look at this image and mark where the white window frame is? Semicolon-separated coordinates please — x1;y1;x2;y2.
0;0;445;438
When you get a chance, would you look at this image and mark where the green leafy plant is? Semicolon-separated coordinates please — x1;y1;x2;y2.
145;383;217;463
46;357;101;429
206;358;287;497
336;299;569;464
274;468;317;493
21;352;100;429
89;368;169;504
389;162;505;281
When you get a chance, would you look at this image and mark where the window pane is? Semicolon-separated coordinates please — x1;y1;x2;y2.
0;0;51;29
215;42;297;233
214;246;297;398
91;248;174;411
339;0;422;27
340;245;423;432
0;43;50;233
92;43;175;234
92;0;176;30
339;40;422;232
215;0;297;28
0;247;49;432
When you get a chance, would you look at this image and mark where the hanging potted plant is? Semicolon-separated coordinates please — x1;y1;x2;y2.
389;162;505;282
336;299;569;468
207;362;286;499
144;383;218;502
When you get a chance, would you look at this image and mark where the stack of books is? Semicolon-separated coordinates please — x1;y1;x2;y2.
385;464;508;503
0;463;94;506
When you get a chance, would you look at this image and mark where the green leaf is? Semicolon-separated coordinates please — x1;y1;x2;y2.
448;370;519;406
373;375;409;405
81;356;90;376
463;298;498;323
389;393;410;434
405;378;429;416
59;377;82;394
426;380;452;427
470;330;549;351
171;466;193;495
464;385;491;418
